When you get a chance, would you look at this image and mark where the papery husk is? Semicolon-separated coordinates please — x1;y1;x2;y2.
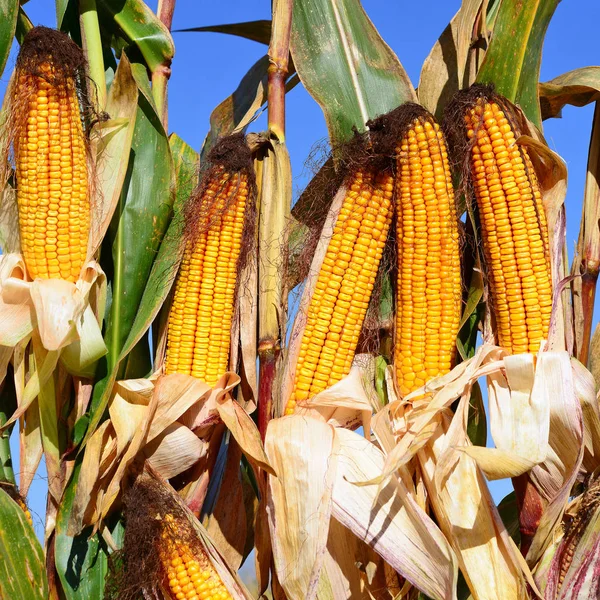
418;410;535;600
465;352;553;480
332;427;458;600
68;371;271;536
571;358;600;475
265;416;337;600
373;344;541;599
265;413;458;600
526;353;585;566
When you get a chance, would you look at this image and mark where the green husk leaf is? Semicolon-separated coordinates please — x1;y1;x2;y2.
540;67;600;120
0;0;18;78
175;20;272;45
290;0;417;149
476;0;561;129
98;0;174;73
0;488;48;600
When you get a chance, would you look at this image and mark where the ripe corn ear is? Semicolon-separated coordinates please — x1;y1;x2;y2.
464;96;552;354
160;515;232;600
13;29;90;283
285;168;394;414
394;111;462;395
165;164;250;386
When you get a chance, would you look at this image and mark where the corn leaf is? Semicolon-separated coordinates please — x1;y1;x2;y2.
55;0;70;28
97;0;174;74
14;7;33;44
0;0;17;79
86;65;175;445
476;0;561;129
0;488;48;600
55;463;111;600
540;67;600;120
203;55;270;157
175;20;272;45
290;0;416;149
419;0;490;118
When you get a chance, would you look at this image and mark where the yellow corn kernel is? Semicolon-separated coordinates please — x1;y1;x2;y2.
160;515;232;600
394;113;462;396
165;169;249;386
465;99;552;354
13;36;90;283
285;169;394;414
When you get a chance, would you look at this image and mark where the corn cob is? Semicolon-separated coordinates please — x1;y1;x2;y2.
462;92;552;354
285;168;394;415
165;138;252;386
12;28;90;283
160;515;232;600
394;109;462;395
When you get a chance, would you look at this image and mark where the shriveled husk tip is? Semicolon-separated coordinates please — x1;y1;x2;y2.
104;471;246;600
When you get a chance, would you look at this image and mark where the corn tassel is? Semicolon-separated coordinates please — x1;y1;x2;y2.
160;515;232;600
465;97;552;354
394;111;462;395
13;30;90;283
165;167;249;386
285;169;394;414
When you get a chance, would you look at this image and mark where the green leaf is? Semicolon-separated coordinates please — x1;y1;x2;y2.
290;0;416;148
0;489;48;600
374;355;389;408
98;0;174;73
497;491;521;546
55;463;110;600
86;65;174;444
119;133;197;364
15;7;33;44
476;0;561;129
203;55;270;158
0;0;18;78
56;0;70;28
175;20;272;45
539;67;600;120
466;381;486;448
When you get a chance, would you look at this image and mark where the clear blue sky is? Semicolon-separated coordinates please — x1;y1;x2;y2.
1;0;599;539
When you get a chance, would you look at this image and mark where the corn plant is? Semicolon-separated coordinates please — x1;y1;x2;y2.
0;1;599;599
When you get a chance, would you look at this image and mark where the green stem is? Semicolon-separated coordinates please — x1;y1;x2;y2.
79;0;107;109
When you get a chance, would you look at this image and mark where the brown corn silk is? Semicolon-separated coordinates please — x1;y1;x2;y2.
284;165;394;414
11;27;90;282
165;135;254;386
447;86;552;355
392;106;462;395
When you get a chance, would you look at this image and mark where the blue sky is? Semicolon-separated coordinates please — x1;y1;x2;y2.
1;0;599;539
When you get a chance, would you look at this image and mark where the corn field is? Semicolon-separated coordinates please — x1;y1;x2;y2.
1;0;600;599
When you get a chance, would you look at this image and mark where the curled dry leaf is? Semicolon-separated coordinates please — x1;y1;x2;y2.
527;353;585;566
332;427;458;600
265;416;338;600
68;371;271;535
